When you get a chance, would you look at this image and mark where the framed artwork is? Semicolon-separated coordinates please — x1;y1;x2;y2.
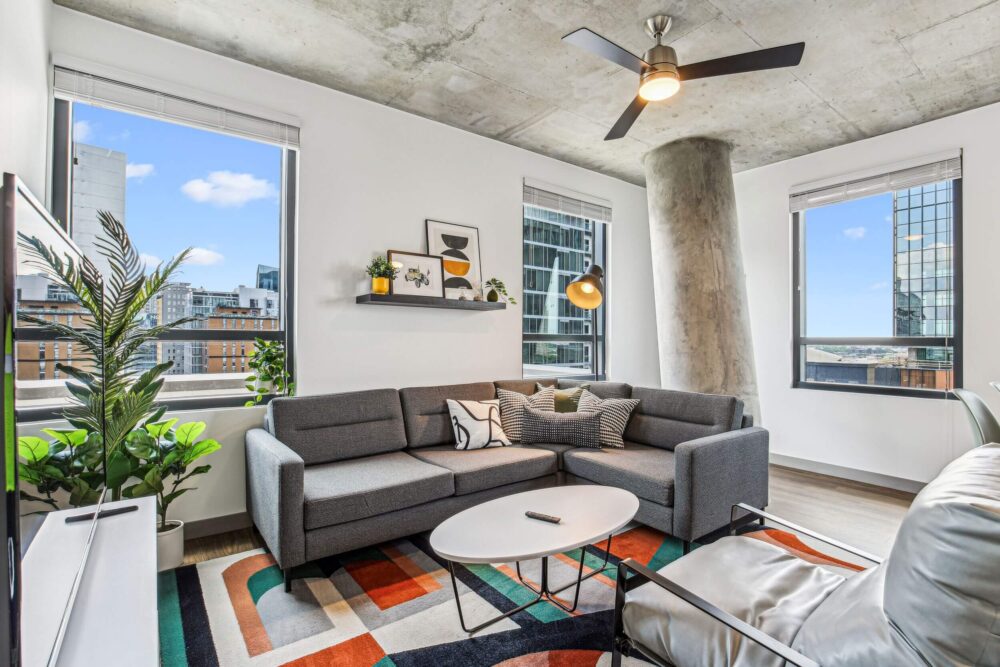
426;219;483;299
387;250;444;297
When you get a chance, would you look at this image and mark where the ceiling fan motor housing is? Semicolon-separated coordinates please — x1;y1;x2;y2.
641;44;679;82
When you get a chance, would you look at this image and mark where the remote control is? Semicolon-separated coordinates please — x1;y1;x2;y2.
525;511;561;524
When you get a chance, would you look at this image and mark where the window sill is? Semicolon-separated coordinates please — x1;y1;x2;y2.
793;381;957;400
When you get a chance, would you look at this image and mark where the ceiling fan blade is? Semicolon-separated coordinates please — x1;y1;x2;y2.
677;42;805;81
563;28;649;74
605;96;648;141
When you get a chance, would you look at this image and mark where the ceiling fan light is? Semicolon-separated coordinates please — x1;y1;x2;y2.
639;70;680;101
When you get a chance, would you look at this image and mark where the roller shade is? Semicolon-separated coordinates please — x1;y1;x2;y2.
53;66;300;147
523;184;612;223
789;153;961;213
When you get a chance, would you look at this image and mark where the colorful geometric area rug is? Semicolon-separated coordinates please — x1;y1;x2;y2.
158;526;864;666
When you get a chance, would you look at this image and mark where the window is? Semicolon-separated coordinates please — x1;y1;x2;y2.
521;184;608;379
791;155;962;397
18;67;297;415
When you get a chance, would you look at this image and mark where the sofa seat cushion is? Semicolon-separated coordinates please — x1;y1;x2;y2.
563;443;675;506
408;445;557;496
623;536;845;667
302;451;454;529
523;442;575;466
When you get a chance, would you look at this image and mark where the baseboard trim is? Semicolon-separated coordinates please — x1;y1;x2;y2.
770;454;926;494
184;511;252;540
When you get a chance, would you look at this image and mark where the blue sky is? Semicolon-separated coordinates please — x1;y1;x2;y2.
72;103;281;291
803;193;893;337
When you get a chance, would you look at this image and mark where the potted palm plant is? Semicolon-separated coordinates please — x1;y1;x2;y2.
18;211;220;569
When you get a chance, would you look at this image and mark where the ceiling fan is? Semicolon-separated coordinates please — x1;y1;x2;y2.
563;16;805;140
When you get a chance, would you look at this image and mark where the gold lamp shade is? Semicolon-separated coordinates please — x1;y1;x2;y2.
566;265;604;310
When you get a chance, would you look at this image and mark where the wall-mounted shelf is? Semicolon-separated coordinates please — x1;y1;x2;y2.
356;293;507;311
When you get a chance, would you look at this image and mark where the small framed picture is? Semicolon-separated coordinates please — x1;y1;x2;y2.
388;250;444;298
426;219;483;299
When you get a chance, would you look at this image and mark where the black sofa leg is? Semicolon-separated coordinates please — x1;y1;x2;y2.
681;540;691;555
284;569;292;592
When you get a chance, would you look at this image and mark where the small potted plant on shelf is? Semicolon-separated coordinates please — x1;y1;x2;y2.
484;277;517;304
122;419;221;571
245;339;294;406
365;255;398;295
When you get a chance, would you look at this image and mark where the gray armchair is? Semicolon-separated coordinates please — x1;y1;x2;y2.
613;443;1000;666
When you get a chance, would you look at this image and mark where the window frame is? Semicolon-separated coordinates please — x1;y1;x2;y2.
17;97;297;421
791;178;963;399
520;202;608;381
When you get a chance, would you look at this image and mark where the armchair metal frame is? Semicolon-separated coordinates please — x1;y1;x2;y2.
611;503;884;667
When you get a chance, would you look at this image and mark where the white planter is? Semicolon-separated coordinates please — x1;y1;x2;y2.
156;520;185;572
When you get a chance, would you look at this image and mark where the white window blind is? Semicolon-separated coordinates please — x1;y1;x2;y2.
53;66;300;147
523;184;612;223
789;154;961;212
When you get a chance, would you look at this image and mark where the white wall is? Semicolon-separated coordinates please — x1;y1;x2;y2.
43;7;659;526
0;0;51;195
734;103;1000;486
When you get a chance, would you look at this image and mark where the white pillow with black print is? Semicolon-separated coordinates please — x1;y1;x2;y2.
496;386;556;442
577;389;640;448
446;399;511;450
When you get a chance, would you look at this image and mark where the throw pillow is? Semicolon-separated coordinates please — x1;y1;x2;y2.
446;399;511;450
497;386;555;442
537;382;590;413
521;407;602;448
577;390;640;448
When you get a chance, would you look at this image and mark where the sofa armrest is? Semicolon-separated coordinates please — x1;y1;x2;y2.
245;428;305;570
672;427;769;542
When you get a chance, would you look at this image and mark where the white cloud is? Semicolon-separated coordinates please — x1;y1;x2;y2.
187;247;224;266
180;171;277;207
139;253;162;269
868;281;890;291
73;120;93;142
126;163;155;180
843;226;867;240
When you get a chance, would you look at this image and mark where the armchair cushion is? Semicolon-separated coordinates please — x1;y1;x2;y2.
623;536;845;667
563;443;675;505
302;451;454;529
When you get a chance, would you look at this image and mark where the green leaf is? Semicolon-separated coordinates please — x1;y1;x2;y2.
143;468;164;494
18;437;50;463
184;439;221;464
244;400;256;408
42;428;90;448
245;375;257;382
105;450;132;490
124;430;157;460
145;418;178;439
174;421;206;447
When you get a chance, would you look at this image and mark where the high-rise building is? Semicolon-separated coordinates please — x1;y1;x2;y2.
256;265;279;291
70;143;127;278
521;204;604;377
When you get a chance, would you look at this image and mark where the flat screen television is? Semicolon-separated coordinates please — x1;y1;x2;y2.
1;173;106;667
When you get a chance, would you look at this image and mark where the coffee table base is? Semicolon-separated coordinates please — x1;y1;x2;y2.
446;535;613;634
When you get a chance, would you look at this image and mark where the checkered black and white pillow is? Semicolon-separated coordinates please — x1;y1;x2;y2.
577;390;640;448
521;407;601;448
496;386;555;442
446;399;511;450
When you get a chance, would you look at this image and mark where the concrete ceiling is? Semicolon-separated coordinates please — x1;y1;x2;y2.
55;0;1000;185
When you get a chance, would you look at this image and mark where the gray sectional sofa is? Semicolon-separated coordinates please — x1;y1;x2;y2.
245;378;769;589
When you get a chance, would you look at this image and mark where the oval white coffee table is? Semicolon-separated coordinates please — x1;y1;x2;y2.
430;485;639;634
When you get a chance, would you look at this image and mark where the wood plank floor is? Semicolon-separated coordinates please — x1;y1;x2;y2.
183;464;915;566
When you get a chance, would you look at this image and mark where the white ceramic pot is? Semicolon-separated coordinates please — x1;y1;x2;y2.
157;520;185;572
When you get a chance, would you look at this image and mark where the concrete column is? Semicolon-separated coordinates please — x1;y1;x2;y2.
644;137;760;418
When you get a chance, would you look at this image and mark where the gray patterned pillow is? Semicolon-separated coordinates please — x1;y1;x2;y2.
521;407;602;448
497;386;555;442
577;390;640;448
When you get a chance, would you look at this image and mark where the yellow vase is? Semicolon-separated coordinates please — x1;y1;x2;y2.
371;276;390;295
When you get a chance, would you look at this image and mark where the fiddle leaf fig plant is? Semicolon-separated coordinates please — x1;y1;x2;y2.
245;339;294;407
122;419;220;531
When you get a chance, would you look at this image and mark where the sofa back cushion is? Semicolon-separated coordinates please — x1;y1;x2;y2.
400;382;497;448
494;378;555;396
880;443;1000;665
624;387;743;450
267;389;407;465
556;379;632;399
